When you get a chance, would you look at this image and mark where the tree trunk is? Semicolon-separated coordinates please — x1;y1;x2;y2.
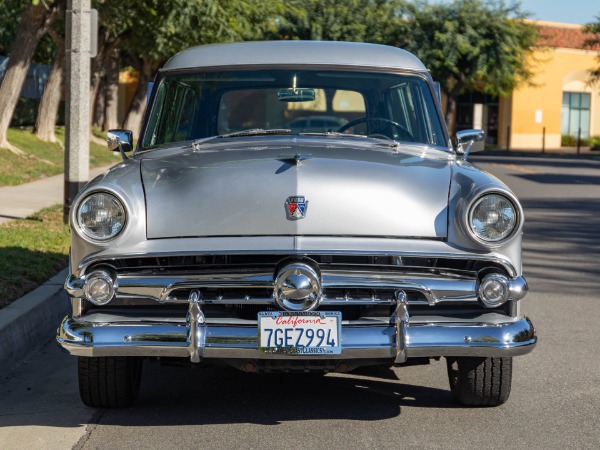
444;76;465;135
123;57;159;135
445;95;458;135
93;77;106;128
34;39;65;142
0;2;59;151
102;46;119;131
89;31;107;123
90;42;104;125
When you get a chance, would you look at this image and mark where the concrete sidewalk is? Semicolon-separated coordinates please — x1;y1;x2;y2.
0;165;112;224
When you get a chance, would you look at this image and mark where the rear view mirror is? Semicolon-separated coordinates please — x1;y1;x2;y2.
277;88;316;102
107;129;133;154
455;129;485;159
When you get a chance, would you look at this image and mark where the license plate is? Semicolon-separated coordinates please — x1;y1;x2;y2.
258;311;341;355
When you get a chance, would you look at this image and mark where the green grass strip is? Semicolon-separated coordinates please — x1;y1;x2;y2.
0;127;120;186
0;205;69;309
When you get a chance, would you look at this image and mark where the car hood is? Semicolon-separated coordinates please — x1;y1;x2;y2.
140;137;452;239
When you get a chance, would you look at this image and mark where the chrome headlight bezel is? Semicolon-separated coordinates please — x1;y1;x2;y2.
74;191;128;242
465;191;522;247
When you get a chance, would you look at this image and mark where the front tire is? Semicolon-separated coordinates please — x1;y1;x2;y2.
78;356;143;408
446;357;512;406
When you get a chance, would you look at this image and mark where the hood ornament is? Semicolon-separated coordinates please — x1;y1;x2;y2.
285;196;308;220
277;153;312;166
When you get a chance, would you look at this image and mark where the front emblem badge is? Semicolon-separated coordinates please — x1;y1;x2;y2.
285;196;308;220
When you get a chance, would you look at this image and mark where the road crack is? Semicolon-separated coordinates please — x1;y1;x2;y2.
73;408;105;450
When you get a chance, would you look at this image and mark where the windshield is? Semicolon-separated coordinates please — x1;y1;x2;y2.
141;69;447;149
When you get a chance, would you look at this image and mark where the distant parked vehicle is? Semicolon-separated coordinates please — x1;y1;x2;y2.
287;115;348;133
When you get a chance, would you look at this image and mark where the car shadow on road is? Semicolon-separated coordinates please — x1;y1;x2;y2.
89;362;455;427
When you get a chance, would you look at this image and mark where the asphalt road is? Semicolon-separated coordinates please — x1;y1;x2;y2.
1;154;600;449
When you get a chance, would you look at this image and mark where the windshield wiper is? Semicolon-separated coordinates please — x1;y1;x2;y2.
300;131;400;148
215;128;292;139
300;131;369;139
192;129;293;150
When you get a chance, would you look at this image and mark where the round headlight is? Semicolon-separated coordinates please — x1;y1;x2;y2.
469;194;517;243
77;192;126;241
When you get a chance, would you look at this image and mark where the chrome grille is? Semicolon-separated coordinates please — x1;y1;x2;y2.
101;254;507;275
82;254;515;314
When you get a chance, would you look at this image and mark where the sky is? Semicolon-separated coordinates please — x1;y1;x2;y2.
434;1;599;26
518;0;599;25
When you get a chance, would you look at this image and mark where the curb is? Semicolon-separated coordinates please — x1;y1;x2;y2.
477;150;600;160
0;268;69;371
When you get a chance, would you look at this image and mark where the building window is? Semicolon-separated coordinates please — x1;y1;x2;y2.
561;92;590;139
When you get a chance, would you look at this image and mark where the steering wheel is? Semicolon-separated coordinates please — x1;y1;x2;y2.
337;117;415;141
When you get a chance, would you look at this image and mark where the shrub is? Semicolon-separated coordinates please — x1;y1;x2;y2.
10;98;65;127
561;134;590;147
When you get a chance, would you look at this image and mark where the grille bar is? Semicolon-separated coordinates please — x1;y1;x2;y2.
113;269;478;305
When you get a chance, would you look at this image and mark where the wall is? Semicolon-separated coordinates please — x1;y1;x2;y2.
508;37;600;149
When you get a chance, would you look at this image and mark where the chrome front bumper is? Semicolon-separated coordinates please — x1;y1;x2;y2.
56;295;536;362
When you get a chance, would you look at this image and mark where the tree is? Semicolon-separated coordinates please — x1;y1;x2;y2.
33;34;65;142
403;0;538;131
102;46;120;131
0;0;62;151
33;9;67;143
121;56;159;133
120;0;284;135
275;0;406;44
583;15;600;85
0;0;27;56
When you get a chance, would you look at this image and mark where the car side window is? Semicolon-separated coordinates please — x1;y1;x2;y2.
143;79;201;147
160;84;200;144
385;82;418;138
384;80;443;145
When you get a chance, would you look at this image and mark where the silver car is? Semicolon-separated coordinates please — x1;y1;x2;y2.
57;41;536;408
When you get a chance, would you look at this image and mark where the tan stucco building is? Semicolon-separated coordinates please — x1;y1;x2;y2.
471;21;600;150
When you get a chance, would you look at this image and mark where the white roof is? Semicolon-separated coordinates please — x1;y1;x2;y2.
162;41;427;72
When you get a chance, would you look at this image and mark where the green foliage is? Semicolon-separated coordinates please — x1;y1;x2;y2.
0;0;28;56
583;15;600;85
403;0;538;98
590;136;600;151
0;0;63;61
561;134;592;147
0;204;69;309
96;0;284;66
11;98;65;127
274;0;407;44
